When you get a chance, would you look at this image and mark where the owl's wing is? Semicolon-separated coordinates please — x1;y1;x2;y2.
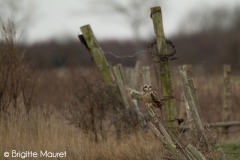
150;91;162;108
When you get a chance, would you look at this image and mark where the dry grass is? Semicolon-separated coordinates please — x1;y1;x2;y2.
0;108;165;160
2;66;239;159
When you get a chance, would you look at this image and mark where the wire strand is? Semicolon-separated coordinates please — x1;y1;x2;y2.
104;50;147;59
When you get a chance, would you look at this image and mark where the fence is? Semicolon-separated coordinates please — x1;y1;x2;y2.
79;5;239;160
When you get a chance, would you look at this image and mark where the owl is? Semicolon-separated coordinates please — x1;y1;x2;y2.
142;84;162;109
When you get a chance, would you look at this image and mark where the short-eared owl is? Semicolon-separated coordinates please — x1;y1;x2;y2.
142;84;162;108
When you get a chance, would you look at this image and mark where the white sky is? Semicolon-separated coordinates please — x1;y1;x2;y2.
1;0;240;44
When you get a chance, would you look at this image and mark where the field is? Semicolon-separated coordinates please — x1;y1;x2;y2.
1;17;240;160
0;66;239;160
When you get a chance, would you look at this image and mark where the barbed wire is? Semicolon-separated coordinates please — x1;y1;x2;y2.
104;50;147;59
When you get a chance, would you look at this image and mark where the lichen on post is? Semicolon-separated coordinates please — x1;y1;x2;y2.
80;25;119;96
150;6;179;137
222;64;232;139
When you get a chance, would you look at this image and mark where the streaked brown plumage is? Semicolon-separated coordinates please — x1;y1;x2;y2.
142;84;162;108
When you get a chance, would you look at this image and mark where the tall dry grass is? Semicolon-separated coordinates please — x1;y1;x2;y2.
0;107;165;160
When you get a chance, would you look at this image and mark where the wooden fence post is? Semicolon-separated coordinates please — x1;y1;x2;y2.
130;61;142;116
148;122;188;160
80;25;119;96
113;64;146;125
146;104;190;160
179;65;192;126
222;64;232;140
142;66;151;84
185;144;206;160
130;60;142;89
217;148;228;160
80;25;146;129
187;79;203;122
150;6;179;137
124;68;131;85
113;64;132;109
179;65;210;150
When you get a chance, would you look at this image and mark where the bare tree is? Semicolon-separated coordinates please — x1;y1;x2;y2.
0;0;35;41
0;17;38;117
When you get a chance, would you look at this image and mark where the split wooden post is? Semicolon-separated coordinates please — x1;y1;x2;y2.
185;144;206;160
124;68;131;85
179;65;210;150
149;122;188;160
188;79;202;122
130;60;142;89
113;64;132;109
80;25;119;96
113;64;146;125
130;61;142;113
150;6;179;137
152;58;161;96
222;64;232;139
179;65;203;130
142;66;151;84
179;65;192;126
217;148;228;160
146;104;189;160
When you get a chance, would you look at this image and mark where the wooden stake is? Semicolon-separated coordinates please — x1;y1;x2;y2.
179;65;192;125
188;79;203;122
150;6;179;137
142;66;151;84
179;66;203;131
217;148;228;160
130;60;142;89
80;25;119;96
113;64;146;125
113;64;132;109
185;144;206;160
179;65;210;150
148;122;188;160
145;103;191;160
222;64;232;140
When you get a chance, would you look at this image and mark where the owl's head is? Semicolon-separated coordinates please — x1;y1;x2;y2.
143;84;152;91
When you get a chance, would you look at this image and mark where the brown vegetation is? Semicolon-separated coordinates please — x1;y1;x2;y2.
1;9;240;159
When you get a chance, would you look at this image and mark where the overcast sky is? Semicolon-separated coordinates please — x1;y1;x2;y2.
1;0;240;44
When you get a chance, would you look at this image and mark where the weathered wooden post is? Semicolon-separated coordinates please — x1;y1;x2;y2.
124;68;131;85
179;65;210;150
222;64;232;139
185;144;207;160
80;25;119;96
113;64;146;126
146;104;190;160
188;79;202;122
179;65;192;126
142;66;151;84
130;61;143;116
217;148;228;160
150;6;179;137
130;60;142;89
113;64;132;109
149;123;188;160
